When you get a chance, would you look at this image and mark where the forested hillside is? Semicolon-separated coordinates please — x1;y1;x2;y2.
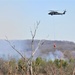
0;40;75;59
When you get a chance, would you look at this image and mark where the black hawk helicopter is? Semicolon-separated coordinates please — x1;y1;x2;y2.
48;10;66;16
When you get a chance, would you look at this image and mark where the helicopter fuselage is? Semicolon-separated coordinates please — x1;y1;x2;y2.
48;10;66;16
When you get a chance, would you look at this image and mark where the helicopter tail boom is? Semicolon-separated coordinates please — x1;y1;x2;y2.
63;10;66;14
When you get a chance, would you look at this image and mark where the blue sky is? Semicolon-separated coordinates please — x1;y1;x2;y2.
0;0;75;42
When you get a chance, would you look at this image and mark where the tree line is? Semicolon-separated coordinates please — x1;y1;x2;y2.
0;56;75;75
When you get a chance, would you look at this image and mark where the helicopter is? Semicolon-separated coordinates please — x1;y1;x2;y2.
48;10;66;16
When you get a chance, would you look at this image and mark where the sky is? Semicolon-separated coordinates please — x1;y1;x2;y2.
0;0;75;42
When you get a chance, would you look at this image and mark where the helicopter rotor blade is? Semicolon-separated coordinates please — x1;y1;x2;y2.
49;10;58;12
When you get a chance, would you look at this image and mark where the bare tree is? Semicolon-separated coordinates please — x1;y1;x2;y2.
27;21;46;75
5;37;25;61
5;21;45;75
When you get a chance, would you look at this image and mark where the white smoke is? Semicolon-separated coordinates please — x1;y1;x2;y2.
54;49;64;60
46;49;64;61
